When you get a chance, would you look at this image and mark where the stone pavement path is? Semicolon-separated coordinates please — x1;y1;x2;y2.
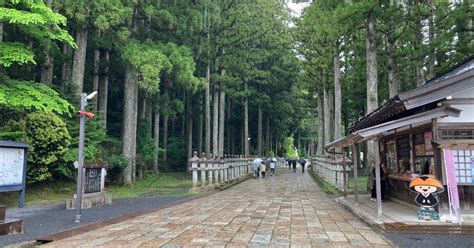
43;168;393;247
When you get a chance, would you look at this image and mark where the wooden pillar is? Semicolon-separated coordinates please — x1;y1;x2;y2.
342;148;347;197
351;143;359;204
374;139;382;217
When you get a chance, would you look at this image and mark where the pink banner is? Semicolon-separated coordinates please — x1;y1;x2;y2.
444;149;460;214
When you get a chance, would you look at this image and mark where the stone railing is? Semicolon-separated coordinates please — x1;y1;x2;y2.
188;152;252;192
310;155;352;190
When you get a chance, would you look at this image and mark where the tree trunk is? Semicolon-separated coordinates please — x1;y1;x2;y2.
181;92;186;138
163;114;169;163
366;12;378;167
138;94;146;121
387;39;399;98
152;105;160;174
198;94;203;154
265;114;270;156
71;28;88;103
212;87;219;158
121;65;137;185
205;65;211;157
323;87;331;147
328;87;335;142
131;80;138;183
61;44;72;91
317;92;325;155
310;111;315;156
98;50;109;128
244;83;249;157
186;94;193;160
257;105;262;156
298;129;301;152
91;48;100;111
40;0;54;86
40;49;54;85
0;23;3;42
146;101;152;132
218;90;225;158
226;99;232;156
334;54;342;145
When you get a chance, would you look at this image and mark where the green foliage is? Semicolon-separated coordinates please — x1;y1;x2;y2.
122;41;172;93
104;154;129;183
137;121;158;163
0;77;75;116
25;112;71;183
0;0;75;67
0;42;36;66
283;137;298;159
164;136;186;172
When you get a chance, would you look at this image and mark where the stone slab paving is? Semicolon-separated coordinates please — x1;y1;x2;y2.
42;168;393;247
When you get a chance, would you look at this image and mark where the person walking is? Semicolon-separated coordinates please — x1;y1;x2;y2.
260;161;267;178
299;157;307;173
252;158;262;179
292;159;297;173
269;157;277;176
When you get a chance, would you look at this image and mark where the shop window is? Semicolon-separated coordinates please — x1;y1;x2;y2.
397;137;411;173
452;149;474;185
440;130;474;140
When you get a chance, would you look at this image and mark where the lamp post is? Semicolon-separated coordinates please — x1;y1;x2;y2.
75;91;97;223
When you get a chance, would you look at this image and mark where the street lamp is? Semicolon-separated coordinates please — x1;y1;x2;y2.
75;91;97;223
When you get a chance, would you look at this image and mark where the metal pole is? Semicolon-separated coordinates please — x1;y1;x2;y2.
75;93;87;223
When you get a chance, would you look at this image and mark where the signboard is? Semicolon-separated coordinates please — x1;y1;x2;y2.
444;149;462;224
84;168;102;193
0;147;26;186
0;140;29;208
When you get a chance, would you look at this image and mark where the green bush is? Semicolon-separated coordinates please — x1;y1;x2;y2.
165;136;186;172
25;112;71;183
104;154;129;183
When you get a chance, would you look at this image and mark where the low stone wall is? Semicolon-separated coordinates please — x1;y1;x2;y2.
310;155;352;190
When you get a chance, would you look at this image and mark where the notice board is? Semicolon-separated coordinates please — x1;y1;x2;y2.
0;140;29;208
0;147;26;186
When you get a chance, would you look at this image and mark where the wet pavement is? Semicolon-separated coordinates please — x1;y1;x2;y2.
42;168;393;247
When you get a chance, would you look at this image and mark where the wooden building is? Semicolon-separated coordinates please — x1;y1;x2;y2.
326;56;474;216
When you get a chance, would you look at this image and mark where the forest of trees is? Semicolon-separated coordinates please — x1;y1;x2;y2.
0;0;471;185
296;0;472;164
0;0;305;185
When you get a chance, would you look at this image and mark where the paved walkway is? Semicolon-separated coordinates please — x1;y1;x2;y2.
43;168;393;247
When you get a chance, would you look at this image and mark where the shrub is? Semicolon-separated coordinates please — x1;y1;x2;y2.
25;112;71;183
104;154;129;183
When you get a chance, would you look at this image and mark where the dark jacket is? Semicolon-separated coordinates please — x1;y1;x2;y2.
415;193;438;206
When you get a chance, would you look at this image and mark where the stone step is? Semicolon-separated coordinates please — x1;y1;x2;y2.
0;218;24;236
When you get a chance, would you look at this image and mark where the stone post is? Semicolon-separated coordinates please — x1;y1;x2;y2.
200;153;207;189
207;156;214;187
190;151;199;192
219;156;225;185
224;156;228;183
214;158;219;188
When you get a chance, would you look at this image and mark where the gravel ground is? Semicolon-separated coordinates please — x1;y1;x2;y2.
0;195;189;246
384;232;474;248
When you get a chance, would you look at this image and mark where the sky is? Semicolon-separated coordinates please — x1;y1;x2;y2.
286;0;312;18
